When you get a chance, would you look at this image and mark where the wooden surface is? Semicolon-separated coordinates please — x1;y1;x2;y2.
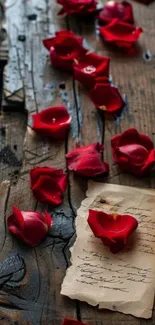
0;0;155;324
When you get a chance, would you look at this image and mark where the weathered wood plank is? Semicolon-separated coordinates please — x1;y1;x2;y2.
0;0;8;110
3;0;25;108
0;0;8;63
0;0;77;324
0;111;27;182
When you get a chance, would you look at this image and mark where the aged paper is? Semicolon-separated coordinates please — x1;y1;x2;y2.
61;182;155;318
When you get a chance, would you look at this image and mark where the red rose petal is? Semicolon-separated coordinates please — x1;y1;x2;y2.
43;30;87;71
116;144;149;166
32;106;71;140
139;133;154;151
89;83;124;114
111;128;155;176
74;52;110;89
99;19;143;50
66;142;109;177
30;167;67;206
141;149;155;174
118;128;140;146
88;209;138;253
7;207;52;247
12;206;24;229
32;175;65;206
57;0;97;16
98;1;134;25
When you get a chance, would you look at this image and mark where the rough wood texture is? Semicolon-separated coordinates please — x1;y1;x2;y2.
0;0;8;62
0;0;8;110
1;0;155;324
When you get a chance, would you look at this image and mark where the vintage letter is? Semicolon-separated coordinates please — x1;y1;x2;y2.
61;182;155;318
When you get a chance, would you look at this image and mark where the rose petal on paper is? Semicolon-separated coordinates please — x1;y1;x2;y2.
88;209;138;253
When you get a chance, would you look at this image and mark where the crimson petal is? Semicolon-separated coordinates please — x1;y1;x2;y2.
88;209;138;253
43;30;87;71
141;149;155;174
57;0;97;16
66;142;109;177
32;106;71;140
30;167;67;206
111;128;155;176
74;52;110;89
7;207;52;247
89;83;124;114
99;19;143;50
98;1;134;25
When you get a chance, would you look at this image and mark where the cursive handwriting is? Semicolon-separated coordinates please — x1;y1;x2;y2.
75;249;153;290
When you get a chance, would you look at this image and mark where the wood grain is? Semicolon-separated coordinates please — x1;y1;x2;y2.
1;0;155;324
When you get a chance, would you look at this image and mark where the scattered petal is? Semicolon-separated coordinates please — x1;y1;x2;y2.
30;167;67;206
98;1;134;25
32;106;71;140
57;0;97;16
7;206;52;247
74;52;110;89
88;209;138;253
66;142;109;177
99;19;143;50
111;128;155;176
43;30;87;71
89;83;124;114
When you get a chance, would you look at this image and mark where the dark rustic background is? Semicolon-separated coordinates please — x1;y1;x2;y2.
0;0;155;324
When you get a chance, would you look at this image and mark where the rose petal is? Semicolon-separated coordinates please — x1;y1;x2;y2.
32;106;71;140
7;207;52;247
139;133;154;151
30;167;67;206
88;209;138;253
98;1;134;25
117;144;149;166
89;83;124;114
141;149;155;174
66;142;109;177
30;167;66;187
74;52;110;89
99;19;143;49
111;128;155;176
12;206;24;229
57;0;97;16
43;30;87;71
118;128;141;146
